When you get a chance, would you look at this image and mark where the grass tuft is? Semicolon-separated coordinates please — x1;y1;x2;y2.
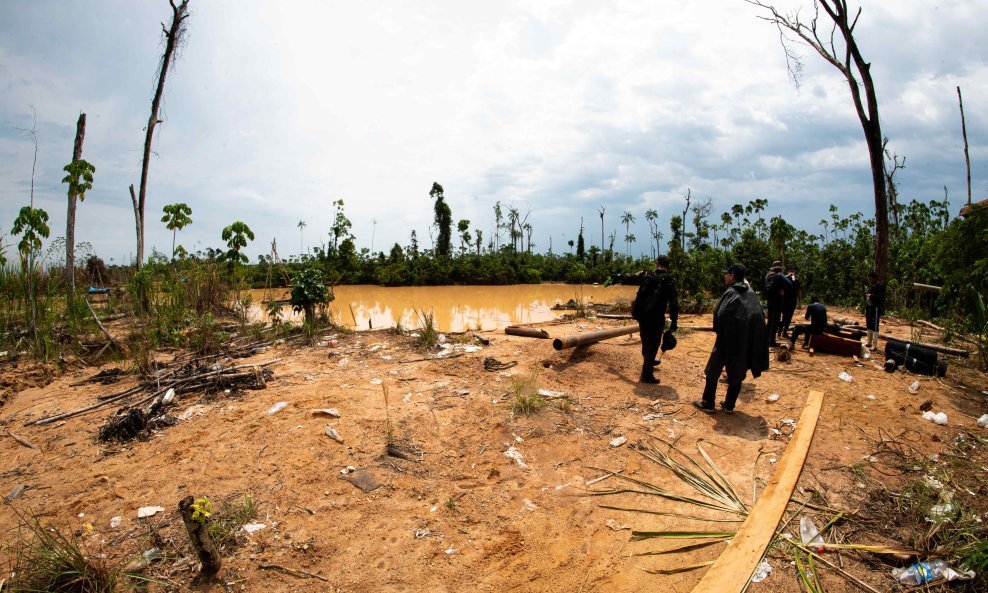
7;516;118;593
414;309;438;349
510;368;547;416
207;493;258;550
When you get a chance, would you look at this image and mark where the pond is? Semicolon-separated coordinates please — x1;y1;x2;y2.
248;284;638;332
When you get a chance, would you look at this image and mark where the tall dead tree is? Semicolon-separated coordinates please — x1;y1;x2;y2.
748;0;890;281
957;86;972;207
66;113;86;300
132;0;190;269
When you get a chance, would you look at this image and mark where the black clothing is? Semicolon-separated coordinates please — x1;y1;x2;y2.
763;271;791;344
866;281;886;331
780;274;801;336
627;270;679;378
701;282;768;409
789;303;827;347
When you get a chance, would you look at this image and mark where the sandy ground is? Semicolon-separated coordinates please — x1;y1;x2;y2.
1;309;986;592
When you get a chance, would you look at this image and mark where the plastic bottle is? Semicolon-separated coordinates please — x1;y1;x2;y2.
799;517;825;553
892;560;948;585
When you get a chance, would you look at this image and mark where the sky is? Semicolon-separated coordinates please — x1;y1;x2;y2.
1;0;986;264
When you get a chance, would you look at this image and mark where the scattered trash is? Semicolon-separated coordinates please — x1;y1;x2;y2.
892;559;974;585
137;506;164;518
311;408;341;418
929;503;954;519
339;468;381;492
866;394;876;400
504;446;528;469
642;413;663;421
605;518;631;531
537;388;566;398
337;357;349;366
838;371;854;382
5;484;25;502
920;399;933;412
266;402;288;415
800;517;825;553
178;404;206;420
340;465;356;474
304;375;314;381
110;516;122;529
241;521;267;534
161;388;176;405
523;499;538;511
609;435;628;448
922;411;948;425
413;528;432;539
766;393;780;402
370;378;382;385
445;547;457;555
751;560;773;583
860;346;871;359
123;547;161;572
325;425;344;443
977;414;988;429
908;380;921;394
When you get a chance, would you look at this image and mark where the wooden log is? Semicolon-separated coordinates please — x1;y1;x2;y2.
504;326;550;339
691;390;824;593
84;298;120;350
912;282;942;293
178;496;222;577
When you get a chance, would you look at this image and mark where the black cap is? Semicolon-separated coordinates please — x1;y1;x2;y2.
722;263;746;279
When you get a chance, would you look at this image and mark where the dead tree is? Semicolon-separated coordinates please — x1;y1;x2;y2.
132;0;190;270
66;113;86;301
958;86;972;207
747;0;890;282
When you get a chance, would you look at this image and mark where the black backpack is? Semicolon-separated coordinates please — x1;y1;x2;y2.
631;273;667;321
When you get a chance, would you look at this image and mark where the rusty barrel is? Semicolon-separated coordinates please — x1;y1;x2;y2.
552;325;638;350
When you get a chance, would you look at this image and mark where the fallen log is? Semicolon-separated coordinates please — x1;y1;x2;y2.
505;326;550;339
552;325;637;350
84;298;120;350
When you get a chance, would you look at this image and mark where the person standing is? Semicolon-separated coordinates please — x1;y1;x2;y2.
865;270;886;350
630;255;679;384
763;261;791;346
693;264;769;413
788;296;827;348
780;266;801;338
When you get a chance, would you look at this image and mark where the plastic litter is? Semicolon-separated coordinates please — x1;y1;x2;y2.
751;560;773;583
609;435;628;447
265;402;288;415
241;521;267;534
800;517;825;553
161;388;176;405
977;414;988;428
838;371;854;382
908;380;921;394
137;506;164;518
311;408;341;418
109;516;122;529
325;425;344;443
766;393;780;402
504;446;527;469
929;503;954;519
892;559;975;584
922;411;948;425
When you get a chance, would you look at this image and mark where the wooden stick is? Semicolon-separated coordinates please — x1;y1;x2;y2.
6;429;36;449
691;390;824;593
259;563;329;582
178;496;222;577
84;298;119;349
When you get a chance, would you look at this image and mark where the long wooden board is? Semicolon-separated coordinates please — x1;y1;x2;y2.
690;389;824;593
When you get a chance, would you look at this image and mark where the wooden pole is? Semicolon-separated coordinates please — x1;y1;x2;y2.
66;113;86;301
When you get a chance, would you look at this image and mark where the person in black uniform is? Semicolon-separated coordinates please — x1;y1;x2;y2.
865;270;886;350
780;266;801;338
788;296;826;347
763;261;791;346
693;263;769;413
625;255;679;384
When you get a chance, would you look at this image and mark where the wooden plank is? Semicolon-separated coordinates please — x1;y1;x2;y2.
690;390;824;593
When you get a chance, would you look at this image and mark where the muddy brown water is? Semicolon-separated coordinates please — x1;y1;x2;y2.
248;284;638;332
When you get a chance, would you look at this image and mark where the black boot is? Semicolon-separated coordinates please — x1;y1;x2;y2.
639;372;659;384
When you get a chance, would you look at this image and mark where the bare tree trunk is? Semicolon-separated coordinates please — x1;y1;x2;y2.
133;0;190;270
178;496;222;578
66;113;87;303
680;188;691;251
958;86;972;207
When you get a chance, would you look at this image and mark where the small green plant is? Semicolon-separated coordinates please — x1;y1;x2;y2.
6;515;119;593
290;266;332;326
415;309;438;349
187;313;225;355
444;496;458;512
510;368;547;416
190;497;212;523
207;493;258;550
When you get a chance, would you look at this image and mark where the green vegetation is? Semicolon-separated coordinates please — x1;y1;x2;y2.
207;493;258;550
289;266;332;326
5;515;120;593
510;368;547;416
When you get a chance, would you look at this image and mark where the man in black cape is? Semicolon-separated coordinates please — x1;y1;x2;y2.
693;263;769;413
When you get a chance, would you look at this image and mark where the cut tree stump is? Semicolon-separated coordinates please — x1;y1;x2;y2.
178;496;222;578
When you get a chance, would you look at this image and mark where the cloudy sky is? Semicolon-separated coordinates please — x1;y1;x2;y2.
1;0;985;264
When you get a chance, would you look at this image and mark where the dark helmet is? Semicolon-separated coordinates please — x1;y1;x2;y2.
660;330;678;352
